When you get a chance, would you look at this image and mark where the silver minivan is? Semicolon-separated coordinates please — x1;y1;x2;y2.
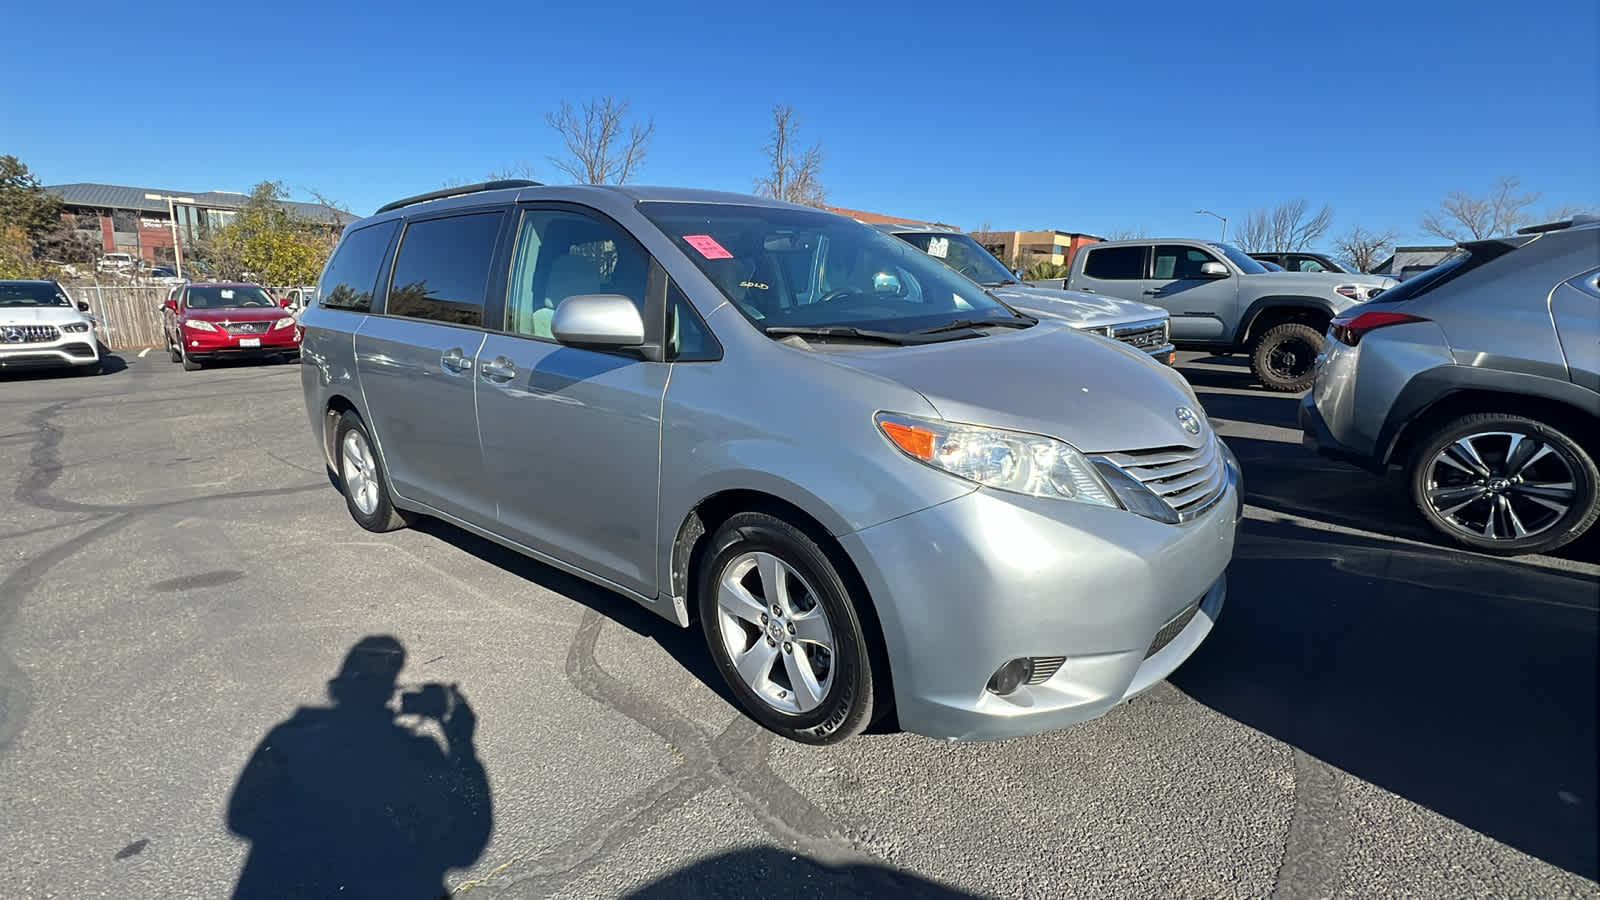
299;182;1241;744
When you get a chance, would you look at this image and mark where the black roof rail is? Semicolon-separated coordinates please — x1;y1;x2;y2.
1516;214;1600;235
374;179;542;215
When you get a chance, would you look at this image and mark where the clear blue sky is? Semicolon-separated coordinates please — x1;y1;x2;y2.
7;0;1596;245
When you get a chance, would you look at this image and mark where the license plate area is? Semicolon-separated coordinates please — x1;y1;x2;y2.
239;337;261;347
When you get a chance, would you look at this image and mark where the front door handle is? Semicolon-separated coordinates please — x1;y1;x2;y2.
1143;289;1164;295
480;356;516;382
441;348;472;374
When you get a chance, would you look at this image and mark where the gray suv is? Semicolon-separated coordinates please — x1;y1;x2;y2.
300;181;1241;744
1301;216;1600;555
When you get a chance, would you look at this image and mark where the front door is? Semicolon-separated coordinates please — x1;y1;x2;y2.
474;205;668;596
1141;244;1239;342
353;208;507;521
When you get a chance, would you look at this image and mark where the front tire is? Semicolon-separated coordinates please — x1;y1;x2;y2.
1249;322;1323;392
334;411;413;533
1408;413;1599;556
167;331;182;363
698;513;880;745
181;343;201;371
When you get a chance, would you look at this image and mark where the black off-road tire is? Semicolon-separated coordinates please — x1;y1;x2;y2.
1249;322;1324;392
698;512;881;745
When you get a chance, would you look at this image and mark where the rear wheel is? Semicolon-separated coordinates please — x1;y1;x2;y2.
1408;413;1599;555
335;411;413;533
1249;322;1323;392
698;512;879;744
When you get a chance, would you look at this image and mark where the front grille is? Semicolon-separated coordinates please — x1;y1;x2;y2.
1110;318;1170;352
1026;656;1067;685
223;322;271;335
1145;601;1201;658
1098;435;1228;520
0;325;61;344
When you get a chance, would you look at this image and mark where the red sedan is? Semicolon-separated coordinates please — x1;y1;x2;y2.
162;282;302;370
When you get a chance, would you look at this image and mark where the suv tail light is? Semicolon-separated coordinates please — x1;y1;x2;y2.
1329;310;1429;346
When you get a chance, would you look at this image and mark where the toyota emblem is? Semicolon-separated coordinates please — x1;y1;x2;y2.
1176;406;1202;435
1;326;22;344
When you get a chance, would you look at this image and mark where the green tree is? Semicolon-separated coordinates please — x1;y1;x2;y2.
0;155;67;276
192;181;332;285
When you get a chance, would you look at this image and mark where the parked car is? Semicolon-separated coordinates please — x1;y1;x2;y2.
0;280;102;375
147;266;184;286
1300;215;1600;555
282;286;317;318
1258;259;1285;271
1030;239;1394;391
97;252;136;274
162;282;301;370
300;182;1242;745
874;224;1175;365
1248;251;1351;274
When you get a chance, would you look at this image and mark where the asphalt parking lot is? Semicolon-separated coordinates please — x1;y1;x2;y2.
2;350;1595;899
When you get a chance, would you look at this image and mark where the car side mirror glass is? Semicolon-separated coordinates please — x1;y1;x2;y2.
77;301;90;312
551;294;645;349
1200;261;1229;277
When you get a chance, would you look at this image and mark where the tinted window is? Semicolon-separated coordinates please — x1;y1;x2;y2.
0;282;71;307
386;212;504;327
1153;245;1220;280
320;221;397;312
1291;256;1330;272
505;209;649;339
1082;245;1145;280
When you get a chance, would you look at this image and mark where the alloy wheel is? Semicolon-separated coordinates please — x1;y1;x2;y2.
340;430;381;517
714;551;836;715
1423;431;1576;541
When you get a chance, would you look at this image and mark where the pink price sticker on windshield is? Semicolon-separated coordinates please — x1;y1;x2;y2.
683;234;733;259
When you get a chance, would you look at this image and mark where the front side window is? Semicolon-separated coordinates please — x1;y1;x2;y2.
1206;243;1270;274
504;209;649;340
386;211;504;327
640;202;1020;336
185;285;276;308
1292;256;1330;272
1152;245;1221;280
321;221;398;312
895;232;1018;286
1082;245;1145;280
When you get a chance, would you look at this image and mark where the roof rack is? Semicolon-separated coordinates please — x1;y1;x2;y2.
1516;214;1600;235
374;179;542;215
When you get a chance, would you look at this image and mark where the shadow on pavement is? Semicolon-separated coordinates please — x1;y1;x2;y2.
226;635;492;899
0;352;127;381
1172;516;1599;880
622;847;980;898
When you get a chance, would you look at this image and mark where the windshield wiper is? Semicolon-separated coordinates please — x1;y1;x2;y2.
915;316;1034;335
764;325;914;345
979;279;1020;287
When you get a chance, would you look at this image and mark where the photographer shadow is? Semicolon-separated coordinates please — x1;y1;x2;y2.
226;635;492;900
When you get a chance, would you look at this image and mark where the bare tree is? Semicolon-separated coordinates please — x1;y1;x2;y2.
1420;176;1541;241
754;104;825;206
1333;225;1398;274
1540;203;1596;223
1234;200;1335;252
441;161;539;190
544;97;654;185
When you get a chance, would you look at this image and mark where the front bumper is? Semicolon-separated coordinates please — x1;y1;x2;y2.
839;463;1241;741
182;326;301;359
0;337;101;369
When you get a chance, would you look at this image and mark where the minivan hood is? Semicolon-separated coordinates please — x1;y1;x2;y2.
812;323;1205;454
988;285;1167;329
0;307;88;326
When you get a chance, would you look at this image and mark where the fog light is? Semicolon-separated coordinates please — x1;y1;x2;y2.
986;658;1033;696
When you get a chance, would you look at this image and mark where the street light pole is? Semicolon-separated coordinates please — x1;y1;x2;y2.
145;193;195;279
1195;209;1227;242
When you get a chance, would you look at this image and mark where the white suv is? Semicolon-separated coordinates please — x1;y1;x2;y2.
0;280;102;375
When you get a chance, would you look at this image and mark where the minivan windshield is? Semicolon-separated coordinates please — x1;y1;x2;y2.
893;231;1019;287
185;285;276;309
641;202;1029;338
1206;243;1270;274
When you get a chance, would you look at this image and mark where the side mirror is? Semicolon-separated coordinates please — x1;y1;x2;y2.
77;301;90;312
163;299;177;312
1199;261;1230;278
1012;268;1025;279
280;296;293;307
551;294;645;349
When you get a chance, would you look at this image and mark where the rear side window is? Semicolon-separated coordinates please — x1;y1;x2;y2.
320;221;398;312
386;211;505;327
1082;245;1144;279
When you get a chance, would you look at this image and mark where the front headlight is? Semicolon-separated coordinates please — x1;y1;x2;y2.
272;316;296;329
1334;283;1381;302
875;413;1118;508
182;319;217;332
61;322;91;333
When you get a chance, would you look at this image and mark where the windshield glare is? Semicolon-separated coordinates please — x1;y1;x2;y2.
641;203;1022;335
0;282;72;307
186;285;275;309
1207;243;1270;274
895;232;1016;286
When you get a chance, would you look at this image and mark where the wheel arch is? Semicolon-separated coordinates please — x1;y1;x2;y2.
1380;368;1600;469
1234;297;1336;347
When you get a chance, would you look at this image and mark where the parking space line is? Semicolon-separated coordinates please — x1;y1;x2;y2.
138;348;150;358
